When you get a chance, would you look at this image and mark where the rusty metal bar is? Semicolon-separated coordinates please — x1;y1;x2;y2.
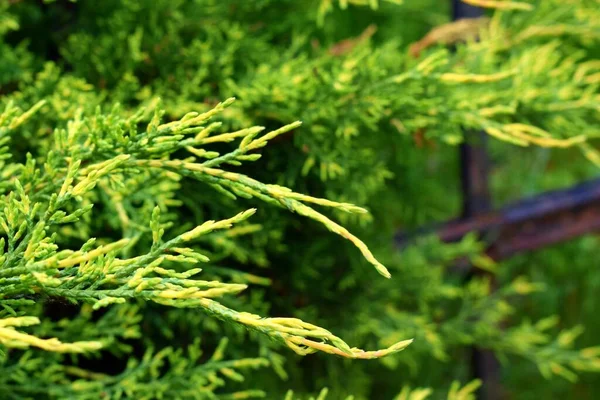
415;178;600;260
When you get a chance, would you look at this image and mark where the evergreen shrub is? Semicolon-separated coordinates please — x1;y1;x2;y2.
1;0;599;398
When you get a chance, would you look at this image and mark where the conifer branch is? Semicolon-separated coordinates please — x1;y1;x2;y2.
0;100;404;360
0;316;102;353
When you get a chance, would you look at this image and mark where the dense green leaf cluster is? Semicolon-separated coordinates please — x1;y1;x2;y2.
1;0;600;398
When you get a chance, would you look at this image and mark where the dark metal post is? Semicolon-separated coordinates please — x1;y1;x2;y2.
459;133;491;218
452;0;486;20
452;2;503;399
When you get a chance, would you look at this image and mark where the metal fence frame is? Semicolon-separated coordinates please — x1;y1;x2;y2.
401;2;600;398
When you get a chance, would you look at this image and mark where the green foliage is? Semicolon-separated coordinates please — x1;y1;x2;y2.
1;0;600;398
284;379;483;400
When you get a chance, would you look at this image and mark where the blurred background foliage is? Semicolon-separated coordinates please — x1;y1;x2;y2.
1;0;600;398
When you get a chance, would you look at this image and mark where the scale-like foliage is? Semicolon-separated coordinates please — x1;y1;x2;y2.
1;0;600;398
